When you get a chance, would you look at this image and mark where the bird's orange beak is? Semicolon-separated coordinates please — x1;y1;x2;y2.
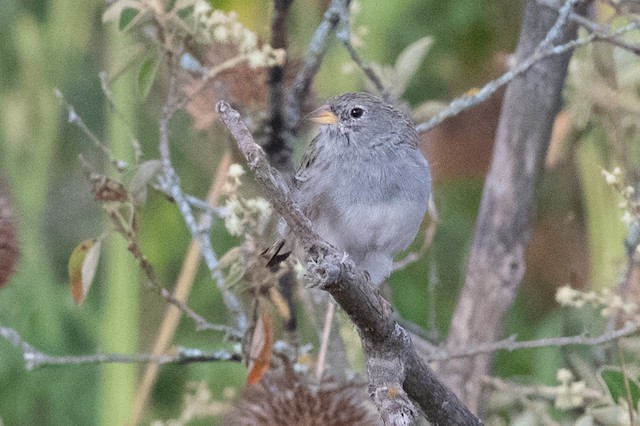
307;105;338;124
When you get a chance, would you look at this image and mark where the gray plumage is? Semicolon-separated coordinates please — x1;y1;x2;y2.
275;92;431;285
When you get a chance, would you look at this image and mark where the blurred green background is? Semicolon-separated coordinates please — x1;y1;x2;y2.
1;0;633;424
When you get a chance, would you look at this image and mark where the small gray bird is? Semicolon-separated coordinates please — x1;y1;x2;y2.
269;92;431;285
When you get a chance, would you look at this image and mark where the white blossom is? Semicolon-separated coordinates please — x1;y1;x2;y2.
247;50;266;68
556;368;573;383
213;25;229;42
555;369;585;410
601;168;617;185
239;31;257;52
621;210;635;226
555;286;578;306
228;164;245;179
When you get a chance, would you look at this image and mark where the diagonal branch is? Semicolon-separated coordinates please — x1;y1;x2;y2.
333;8;389;101
285;0;351;131
415;11;640;134
216;100;482;426
157;52;248;332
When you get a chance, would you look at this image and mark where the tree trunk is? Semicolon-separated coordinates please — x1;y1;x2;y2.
442;0;587;413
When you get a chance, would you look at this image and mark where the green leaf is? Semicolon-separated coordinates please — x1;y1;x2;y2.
137;55;160;100
103;3;153;33
129;159;162;205
599;366;640;408
68;239;102;305
225;262;247;290
576;131;627;290
171;0;199;12
102;1;142;24
119;8;140;30
394;36;433;97
105;43;146;84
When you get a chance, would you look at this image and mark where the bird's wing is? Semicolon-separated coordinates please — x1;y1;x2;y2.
261;237;293;267
293;134;323;186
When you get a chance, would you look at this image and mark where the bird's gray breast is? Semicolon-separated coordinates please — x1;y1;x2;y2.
300;139;431;257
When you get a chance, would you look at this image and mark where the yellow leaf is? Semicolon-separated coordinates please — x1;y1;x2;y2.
246;311;273;385
68;239;101;305
268;286;291;322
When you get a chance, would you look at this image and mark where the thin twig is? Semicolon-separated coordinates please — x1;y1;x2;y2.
286;0;350;131
315;300;336;381
536;0;640;54
129;152;233;426
391;252;422;272
568;11;640;54
93;195;239;337
538;0;580;50
55;89;129;171
426;321;639;362
334;7;390;101
157;51;248;332
68;113;232;337
415;21;640;134
0;326;241;370
152;183;227;218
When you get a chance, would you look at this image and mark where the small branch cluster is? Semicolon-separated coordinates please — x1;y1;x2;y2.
53;87;241;337
416;0;640;133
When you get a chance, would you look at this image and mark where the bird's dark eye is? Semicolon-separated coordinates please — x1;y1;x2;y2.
349;107;365;119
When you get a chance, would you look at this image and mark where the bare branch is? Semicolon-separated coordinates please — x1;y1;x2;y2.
538;0;580;49
537;0;640;54
129;152;234;426
216;101;481;426
157;52;248;332
286;0;350;131
426;321;639;362
65;97;235;337
334;10;390;101
83;171;240;339
483;376;603;403
441;0;588;411
55;89;129;171
0;326;241;370
415;11;640;134
566;10;640;54
264;0;295;172
151;184;227;218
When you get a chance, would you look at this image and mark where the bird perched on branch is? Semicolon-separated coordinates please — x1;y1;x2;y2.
267;92;431;285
